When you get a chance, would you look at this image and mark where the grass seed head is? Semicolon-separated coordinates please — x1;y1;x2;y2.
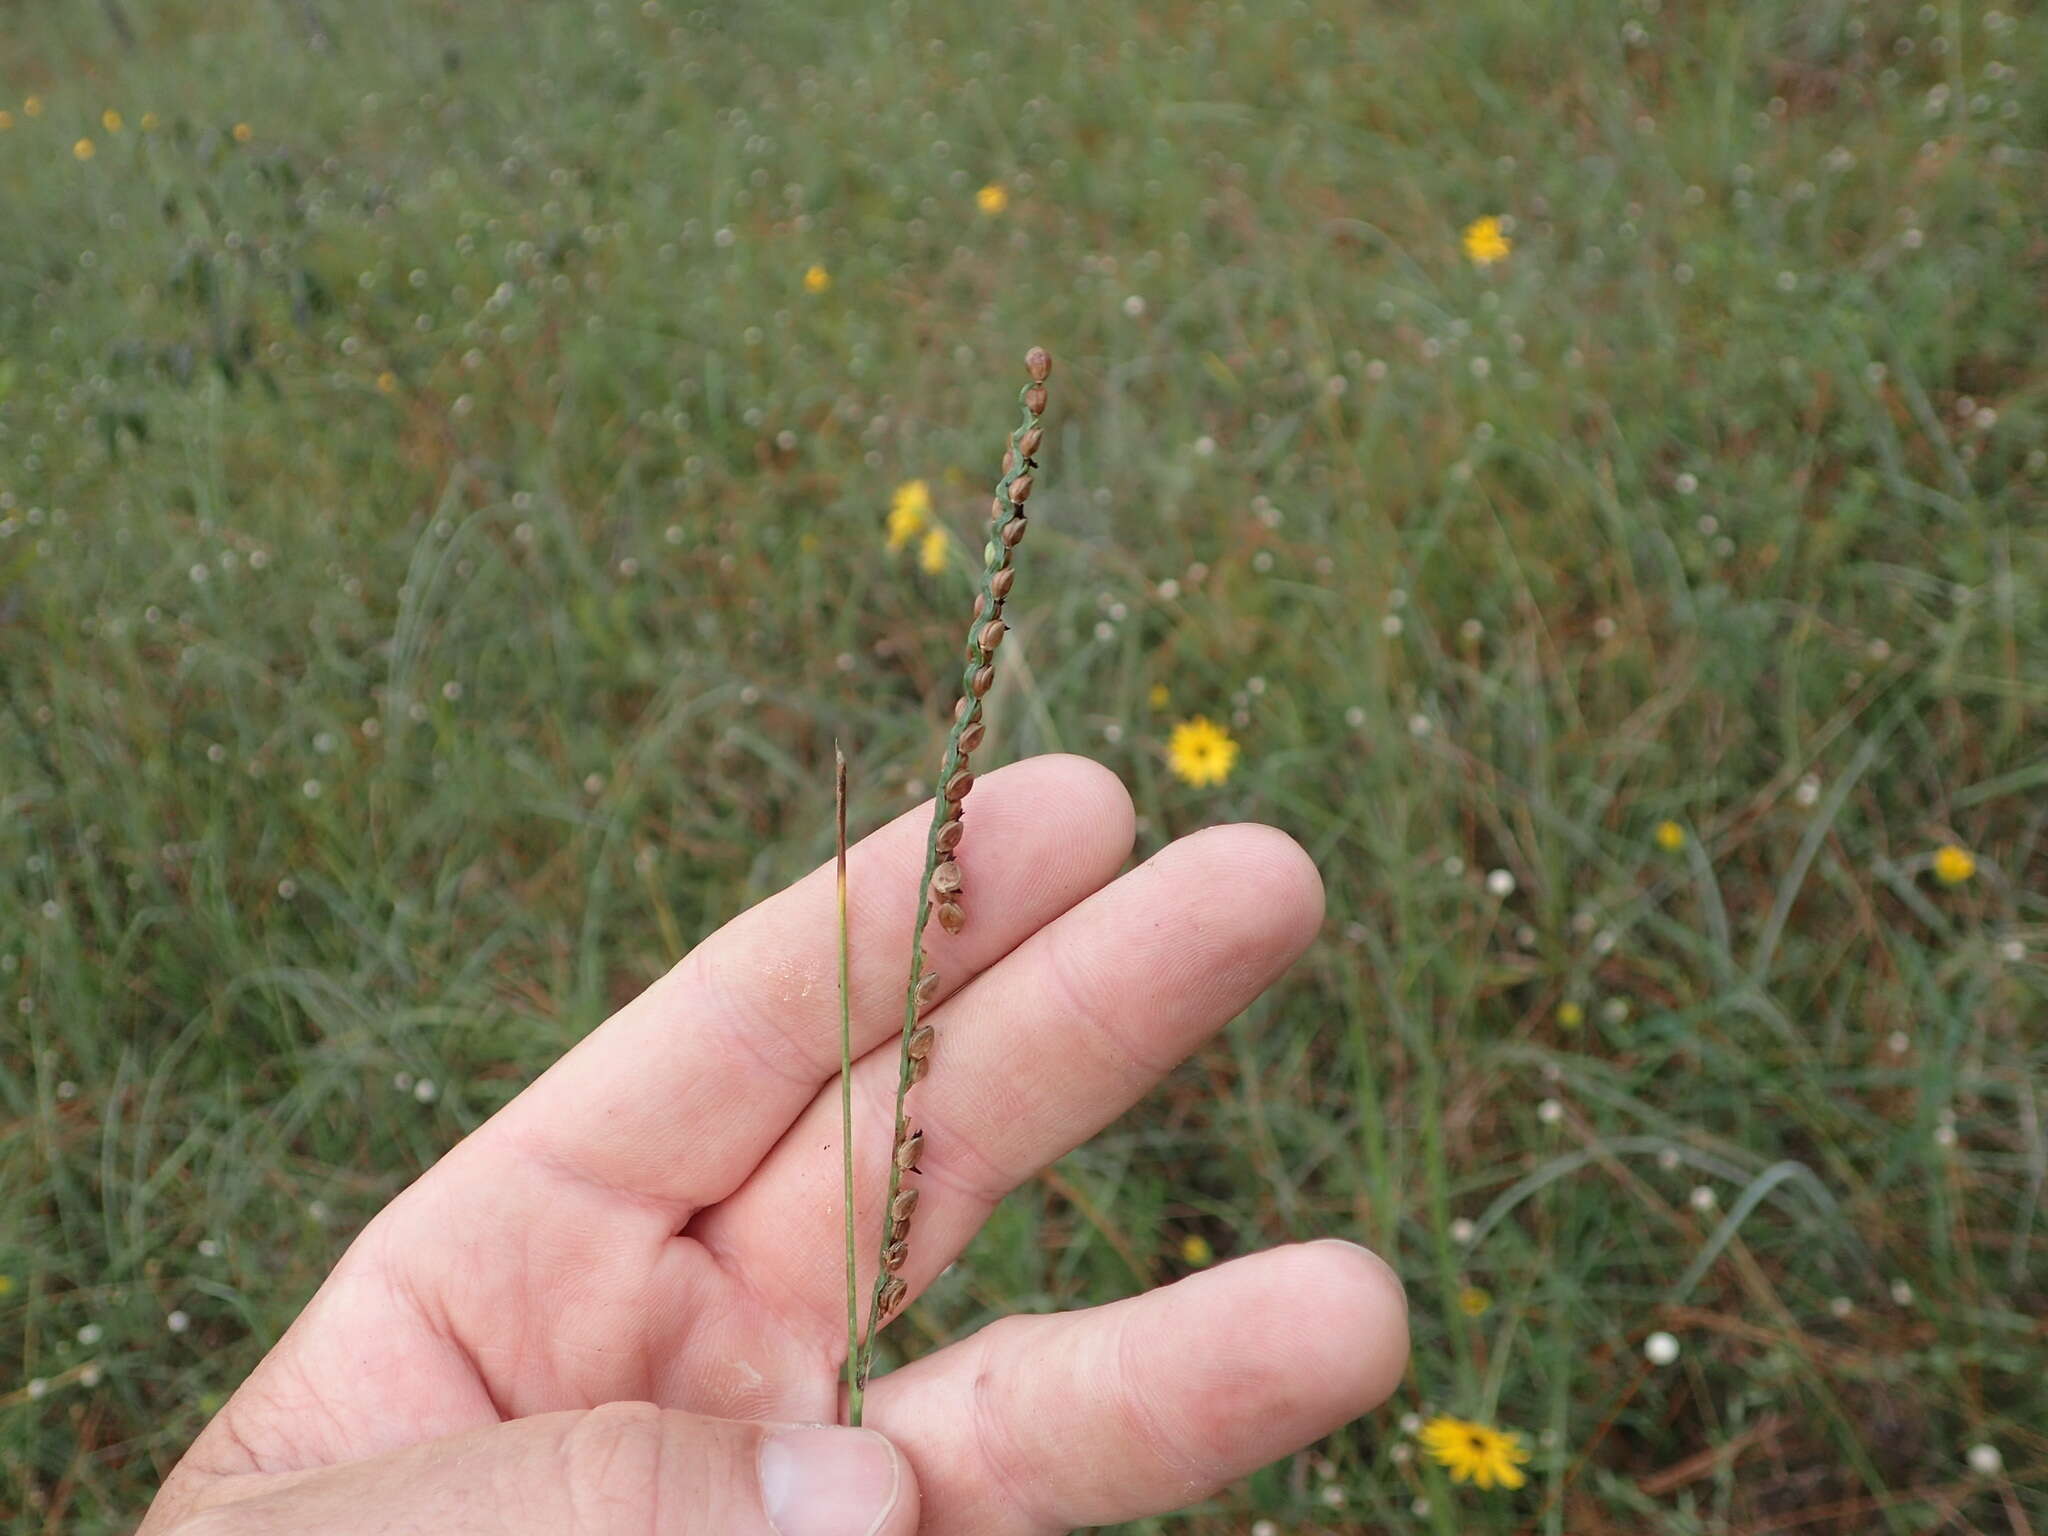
864;348;1053;1379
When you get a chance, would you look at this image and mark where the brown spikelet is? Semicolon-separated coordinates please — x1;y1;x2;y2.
894;1128;924;1171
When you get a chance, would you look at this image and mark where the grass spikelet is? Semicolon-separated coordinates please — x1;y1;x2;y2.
855;346;1054;1387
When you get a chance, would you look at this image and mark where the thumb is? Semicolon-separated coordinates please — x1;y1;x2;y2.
172;1402;919;1536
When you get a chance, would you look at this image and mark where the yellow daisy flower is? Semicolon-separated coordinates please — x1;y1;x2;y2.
24;96;45;119
102;108;123;133
1932;844;1976;885
0;110;15;132
1419;1415;1531;1490
885;480;930;551
232;122;252;143
1462;215;1511;267
803;263;831;293
376;371;398;395
917;526;950;574
1147;683;1169;710
73;137;96;161
1179;1234;1213;1266
1167;717;1239;788
1457;1285;1492;1317
1654;819;1685;852
976;182;1009;214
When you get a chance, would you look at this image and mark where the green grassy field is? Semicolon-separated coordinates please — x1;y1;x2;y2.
4;0;2045;1529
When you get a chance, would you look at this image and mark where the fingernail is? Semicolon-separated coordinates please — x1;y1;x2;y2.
759;1426;902;1536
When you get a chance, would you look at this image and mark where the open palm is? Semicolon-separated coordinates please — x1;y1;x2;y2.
141;757;1408;1535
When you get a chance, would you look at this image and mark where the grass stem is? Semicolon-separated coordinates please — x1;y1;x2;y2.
835;744;862;1428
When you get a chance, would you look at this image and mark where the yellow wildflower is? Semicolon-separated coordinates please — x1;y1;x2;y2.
1556;1001;1584;1030
1932;844;1976;885
885;480;931;550
1179;1234;1213;1266
917;526;950;575
24;96;45;119
1167;717;1239;788
376;371;398;395
141;112;160;132
802;263;831;293
1462;215;1512;267
102;108;123;133
1419;1415;1530;1490
1457;1285;1492;1317
976;182;1009;214
1654;819;1685;852
1147;683;1169;710
232;122;252;143
0;110;14;132
0;1273;14;1297
73;137;95;161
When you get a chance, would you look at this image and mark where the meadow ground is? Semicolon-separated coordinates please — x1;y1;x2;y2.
3;1;2044;1530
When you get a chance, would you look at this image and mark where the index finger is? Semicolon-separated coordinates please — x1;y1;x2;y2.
442;754;1136;1226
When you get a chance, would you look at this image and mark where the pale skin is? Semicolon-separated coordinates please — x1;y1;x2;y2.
140;756;1409;1535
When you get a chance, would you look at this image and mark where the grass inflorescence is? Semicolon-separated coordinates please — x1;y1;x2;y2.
854;348;1053;1395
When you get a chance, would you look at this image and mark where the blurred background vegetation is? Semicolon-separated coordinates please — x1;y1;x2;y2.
3;0;2044;1530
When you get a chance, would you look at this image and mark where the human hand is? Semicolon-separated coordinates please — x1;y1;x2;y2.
140;756;1408;1535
